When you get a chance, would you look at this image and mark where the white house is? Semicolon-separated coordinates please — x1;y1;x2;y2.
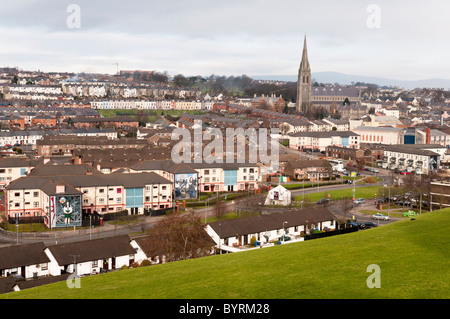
264;185;291;206
0;242;51;279
205;207;337;251
44;235;137;276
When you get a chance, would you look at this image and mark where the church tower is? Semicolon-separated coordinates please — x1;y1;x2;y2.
296;35;311;114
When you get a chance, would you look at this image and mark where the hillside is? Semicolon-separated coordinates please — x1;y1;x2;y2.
2;209;449;299
252;72;450;90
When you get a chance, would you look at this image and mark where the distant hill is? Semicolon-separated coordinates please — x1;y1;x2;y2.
252;72;450;90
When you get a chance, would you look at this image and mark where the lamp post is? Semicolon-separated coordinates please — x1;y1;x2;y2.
282;221;288;243
16;219;19;245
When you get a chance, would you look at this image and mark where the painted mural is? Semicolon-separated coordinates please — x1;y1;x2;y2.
50;195;82;228
174;173;198;200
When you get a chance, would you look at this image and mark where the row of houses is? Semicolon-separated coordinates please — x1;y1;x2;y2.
0;206;338;294
3;156;263;227
0;128;117;147
90;99;213;111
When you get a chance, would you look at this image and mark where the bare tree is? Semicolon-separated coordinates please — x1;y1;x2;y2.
340;196;353;221
214;196;228;221
143;211;213;263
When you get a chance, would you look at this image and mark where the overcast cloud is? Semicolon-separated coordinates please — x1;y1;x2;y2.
1;0;449;80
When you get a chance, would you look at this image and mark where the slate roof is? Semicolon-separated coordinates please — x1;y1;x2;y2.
28;164;103;177
0;242;50;270
208;207;336;238
46;235;136;265
6;171;172;192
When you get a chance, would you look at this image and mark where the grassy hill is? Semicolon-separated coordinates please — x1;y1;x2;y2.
2;208;450;299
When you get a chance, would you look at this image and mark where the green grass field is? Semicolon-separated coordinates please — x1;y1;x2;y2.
3;208;449;299
295;185;381;202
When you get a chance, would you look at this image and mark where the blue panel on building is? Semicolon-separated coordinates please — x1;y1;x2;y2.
341;137;349;147
404;135;415;144
224;170;238;186
126;188;143;207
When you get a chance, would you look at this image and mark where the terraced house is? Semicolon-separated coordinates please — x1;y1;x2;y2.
4;169;173;228
381;144;447;174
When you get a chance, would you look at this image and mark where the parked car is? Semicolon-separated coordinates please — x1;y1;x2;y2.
364;222;378;228
356;222;366;229
373;213;390;221
317;198;330;205
347;222;364;229
353;198;365;205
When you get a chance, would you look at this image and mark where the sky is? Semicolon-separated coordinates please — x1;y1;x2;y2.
1;0;450;81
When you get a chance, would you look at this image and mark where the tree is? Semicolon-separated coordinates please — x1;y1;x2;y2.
340;196;353;221
173;74;188;88
214;196;227;221
143;211;213;263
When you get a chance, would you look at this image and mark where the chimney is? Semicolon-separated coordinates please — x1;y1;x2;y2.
56;184;65;194
424;128;431;144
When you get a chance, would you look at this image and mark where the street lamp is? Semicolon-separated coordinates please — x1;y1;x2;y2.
282;221;288;243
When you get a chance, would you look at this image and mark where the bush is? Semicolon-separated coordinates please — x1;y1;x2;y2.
364;176;377;184
250;236;257;246
140;259;152;267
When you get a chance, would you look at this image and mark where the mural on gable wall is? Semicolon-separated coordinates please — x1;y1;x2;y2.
174;173;198;200
50;194;82;228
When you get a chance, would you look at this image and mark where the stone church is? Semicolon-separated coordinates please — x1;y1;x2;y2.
296;36;361;115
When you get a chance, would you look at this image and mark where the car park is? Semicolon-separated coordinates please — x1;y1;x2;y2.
373;213;390;220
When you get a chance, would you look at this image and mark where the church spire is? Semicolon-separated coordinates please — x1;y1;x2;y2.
296;35;311;114
300;35;310;70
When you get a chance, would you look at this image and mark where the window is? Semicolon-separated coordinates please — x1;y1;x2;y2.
117;188;121;193
33;192;38;197
33;202;39;208
15;192;20;197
